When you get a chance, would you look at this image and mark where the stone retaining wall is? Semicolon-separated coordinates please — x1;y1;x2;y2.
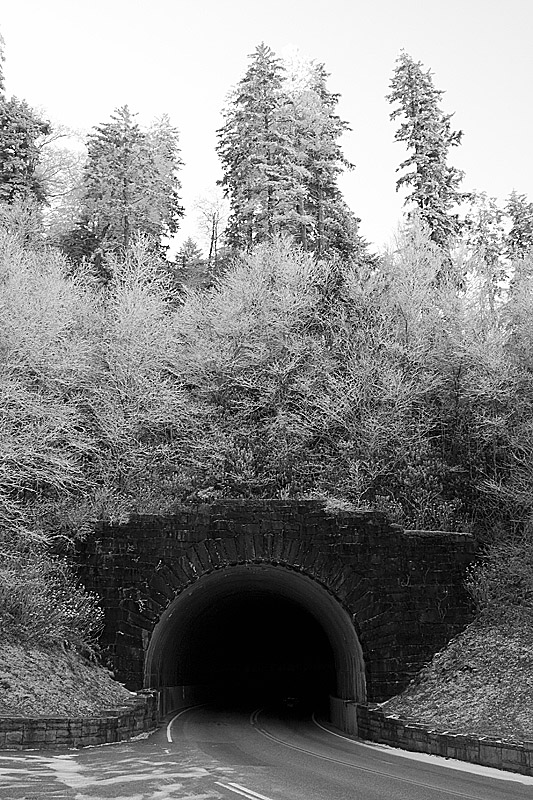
0;690;158;750
357;704;533;777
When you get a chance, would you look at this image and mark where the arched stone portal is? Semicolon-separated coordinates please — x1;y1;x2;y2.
76;500;475;735
144;563;365;728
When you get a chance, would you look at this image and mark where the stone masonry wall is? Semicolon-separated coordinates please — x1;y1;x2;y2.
76;500;476;703
0;691;158;750
357;704;533;777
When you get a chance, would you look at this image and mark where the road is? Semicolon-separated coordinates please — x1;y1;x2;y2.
1;703;532;800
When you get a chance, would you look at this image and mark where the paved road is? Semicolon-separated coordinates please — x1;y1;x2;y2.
1;704;532;800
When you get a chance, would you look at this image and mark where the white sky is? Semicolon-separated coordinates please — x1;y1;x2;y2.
1;0;532;254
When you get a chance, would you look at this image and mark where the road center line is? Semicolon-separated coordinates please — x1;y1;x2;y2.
215;780;273;800
251;709;491;800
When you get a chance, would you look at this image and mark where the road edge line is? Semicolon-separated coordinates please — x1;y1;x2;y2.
166;703;207;743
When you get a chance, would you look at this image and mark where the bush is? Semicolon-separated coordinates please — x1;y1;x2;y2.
466;529;533;619
0;537;104;652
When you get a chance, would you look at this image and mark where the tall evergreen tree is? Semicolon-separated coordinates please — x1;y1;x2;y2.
146;114;184;239
287;62;360;258
217;43;297;249
0;35;50;207
387;52;466;250
0;99;50;204
61;106;183;272
217;44;363;260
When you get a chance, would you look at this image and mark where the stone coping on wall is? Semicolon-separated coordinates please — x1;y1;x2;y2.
0;690;159;750
357;704;533;777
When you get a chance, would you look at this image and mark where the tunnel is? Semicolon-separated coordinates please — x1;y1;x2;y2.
144;564;366;731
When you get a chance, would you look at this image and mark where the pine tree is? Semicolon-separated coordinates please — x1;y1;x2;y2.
0;98;50;204
176;237;204;269
287;62;360;258
387;52;466;250
217;44;364;261
146;114;184;239
0;35;50;206
62;106;183;271
217;43;296;249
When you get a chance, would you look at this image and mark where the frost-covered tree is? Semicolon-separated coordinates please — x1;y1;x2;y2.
0;38;50;209
506;190;533;260
464;192;507;310
61;106;183;273
285;61;362;258
217;43;297;248
387;52;466;250
176;237;203;268
195;189;229;269
217;43;362;259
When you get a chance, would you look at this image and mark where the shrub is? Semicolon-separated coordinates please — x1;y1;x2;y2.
0;537;104;652
466;529;533;619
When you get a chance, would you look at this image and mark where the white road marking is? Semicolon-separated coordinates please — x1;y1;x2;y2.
166;703;207;743
311;713;533;785
215;780;273;800
251;709;499;799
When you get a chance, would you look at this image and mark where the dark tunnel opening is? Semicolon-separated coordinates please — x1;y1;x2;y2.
180;591;336;707
144;564;366;725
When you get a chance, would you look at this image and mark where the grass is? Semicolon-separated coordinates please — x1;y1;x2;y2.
381;613;533;742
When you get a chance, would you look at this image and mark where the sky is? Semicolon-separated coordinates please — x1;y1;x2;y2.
1;0;532;254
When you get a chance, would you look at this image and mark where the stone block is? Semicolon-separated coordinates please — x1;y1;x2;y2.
186;547;204;577
524;742;533;770
193;541;212;572
177;555;198;581
251;532;266;560
230;533;245;561
270;533;284;562
479;740;502;768
204;537;226;569
220;536;239;564
260;532;274;560
501;744;526;770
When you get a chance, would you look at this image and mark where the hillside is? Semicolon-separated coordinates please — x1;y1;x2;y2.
381;615;533;742
0;643;133;717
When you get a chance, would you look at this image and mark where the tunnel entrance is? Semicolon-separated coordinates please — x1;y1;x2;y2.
144;564;366;729
173;590;335;705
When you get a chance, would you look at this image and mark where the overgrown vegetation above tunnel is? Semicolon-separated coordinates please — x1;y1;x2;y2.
2;224;533;653
3;227;533;538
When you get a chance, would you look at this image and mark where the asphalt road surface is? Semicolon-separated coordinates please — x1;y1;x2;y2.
1;703;532;800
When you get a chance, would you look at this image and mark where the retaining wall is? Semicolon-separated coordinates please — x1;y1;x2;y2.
0;690;158;750
357;704;533;777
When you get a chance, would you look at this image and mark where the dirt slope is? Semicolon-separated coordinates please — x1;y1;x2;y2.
381;616;533;742
0;642;134;716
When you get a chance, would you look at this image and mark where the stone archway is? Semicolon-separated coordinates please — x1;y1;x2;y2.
76;500;475;729
144;562;366;732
